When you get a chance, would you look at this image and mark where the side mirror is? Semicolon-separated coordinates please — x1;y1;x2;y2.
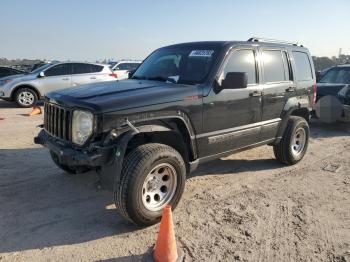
221;72;248;90
38;71;45;78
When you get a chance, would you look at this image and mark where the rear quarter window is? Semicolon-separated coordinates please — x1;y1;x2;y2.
292;51;313;81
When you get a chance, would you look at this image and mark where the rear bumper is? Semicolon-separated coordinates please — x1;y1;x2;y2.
34;129;113;166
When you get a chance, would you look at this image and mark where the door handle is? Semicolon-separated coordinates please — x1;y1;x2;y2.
285;87;295;92
62;78;70;81
90;76;97;80
249;91;263;97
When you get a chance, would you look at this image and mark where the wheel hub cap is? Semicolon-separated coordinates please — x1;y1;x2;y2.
291;127;306;156
18;92;34;106
142;163;177;212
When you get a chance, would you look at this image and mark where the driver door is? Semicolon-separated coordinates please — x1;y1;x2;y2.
199;48;263;157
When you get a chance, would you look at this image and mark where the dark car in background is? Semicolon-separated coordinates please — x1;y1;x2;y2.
0;66;25;79
316;64;350;121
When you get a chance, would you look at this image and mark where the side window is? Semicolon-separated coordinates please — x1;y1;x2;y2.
88;64;103;73
117;63;129;70
72;64;103;74
223;49;257;85
45;64;70;76
292;51;313;81
130;63;140;70
262;50;286;83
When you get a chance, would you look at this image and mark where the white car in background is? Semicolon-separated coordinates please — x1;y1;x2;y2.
111;60;142;80
0;62;117;107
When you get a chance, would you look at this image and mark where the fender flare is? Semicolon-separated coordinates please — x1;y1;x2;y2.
274;96;311;143
11;84;41;99
98;120;196;192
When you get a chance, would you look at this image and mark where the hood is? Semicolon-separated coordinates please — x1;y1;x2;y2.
47;79;200;113
1;73;37;82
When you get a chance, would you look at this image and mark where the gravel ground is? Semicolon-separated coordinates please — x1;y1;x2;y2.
0;100;349;262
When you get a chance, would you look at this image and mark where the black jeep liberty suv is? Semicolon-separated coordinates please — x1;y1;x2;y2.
35;37;316;226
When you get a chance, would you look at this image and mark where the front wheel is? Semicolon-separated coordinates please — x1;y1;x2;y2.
273;116;310;165
115;143;186;226
15;88;38;108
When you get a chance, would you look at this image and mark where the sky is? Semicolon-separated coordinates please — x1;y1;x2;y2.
0;0;349;61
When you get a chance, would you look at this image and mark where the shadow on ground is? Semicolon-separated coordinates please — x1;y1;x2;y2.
0;100;43;109
0;119;349;254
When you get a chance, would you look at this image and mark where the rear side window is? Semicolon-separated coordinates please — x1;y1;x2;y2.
45;64;71;76
72;63;103;74
282;51;293;81
262;50;286;83
116;63;139;70
223;49;257;84
292;51;313;81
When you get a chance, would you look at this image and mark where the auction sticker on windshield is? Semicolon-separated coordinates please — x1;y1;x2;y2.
189;50;214;57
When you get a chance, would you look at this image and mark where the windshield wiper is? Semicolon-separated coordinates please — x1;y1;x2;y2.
145;76;177;84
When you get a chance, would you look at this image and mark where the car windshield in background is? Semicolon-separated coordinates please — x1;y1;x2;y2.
132;47;219;85
319;67;350;84
30;63;54;74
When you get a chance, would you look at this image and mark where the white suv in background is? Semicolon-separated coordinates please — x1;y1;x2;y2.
111;60;142;80
0;62;117;107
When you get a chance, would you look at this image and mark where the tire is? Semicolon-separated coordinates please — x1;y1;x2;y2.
115;143;186;226
50;151;91;175
273;116;310;165
15;87;38;108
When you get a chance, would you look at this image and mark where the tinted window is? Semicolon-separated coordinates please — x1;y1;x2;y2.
262;50;286;83
45;64;71;76
320;67;350;84
116;63;129;70
293;51;313;81
223;49;257;84
72;63;103;74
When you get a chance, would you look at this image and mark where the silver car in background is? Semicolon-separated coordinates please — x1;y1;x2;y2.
0;62;117;107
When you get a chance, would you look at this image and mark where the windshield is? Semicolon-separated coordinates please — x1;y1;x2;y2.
30;63;54;74
132;47;219;85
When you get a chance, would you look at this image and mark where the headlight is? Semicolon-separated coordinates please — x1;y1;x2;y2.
72;110;94;145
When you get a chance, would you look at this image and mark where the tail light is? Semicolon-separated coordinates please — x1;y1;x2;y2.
313;82;317;106
109;73;117;78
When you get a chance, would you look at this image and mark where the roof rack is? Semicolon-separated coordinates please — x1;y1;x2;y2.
247;37;302;47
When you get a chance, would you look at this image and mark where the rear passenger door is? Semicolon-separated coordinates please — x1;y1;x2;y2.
71;63;104;86
259;48;294;140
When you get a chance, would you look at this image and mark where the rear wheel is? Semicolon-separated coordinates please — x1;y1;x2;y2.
273;116;309;165
50;151;92;175
115;143;186;226
15;88;38;108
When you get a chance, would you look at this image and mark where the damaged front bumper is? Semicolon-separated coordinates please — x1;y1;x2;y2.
34;129;114;167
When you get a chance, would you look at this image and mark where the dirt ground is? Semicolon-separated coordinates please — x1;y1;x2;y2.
0;100;349;262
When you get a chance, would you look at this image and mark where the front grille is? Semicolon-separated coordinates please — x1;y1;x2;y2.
44;102;72;141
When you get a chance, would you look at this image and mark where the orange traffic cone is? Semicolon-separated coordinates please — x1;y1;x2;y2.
28;106;42;116
153;205;181;262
